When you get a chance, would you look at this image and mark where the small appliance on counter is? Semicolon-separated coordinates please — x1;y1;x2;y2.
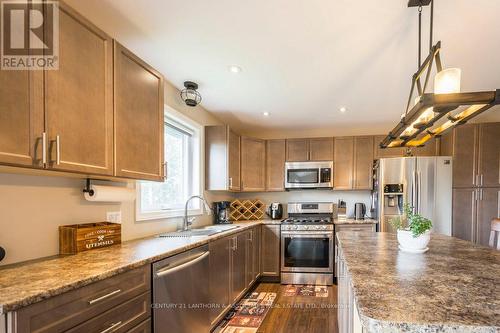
267;202;283;220
213;201;231;224
354;203;366;220
337;200;347;220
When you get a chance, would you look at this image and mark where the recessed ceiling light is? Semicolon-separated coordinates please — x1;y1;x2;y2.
263;112;270;116
228;65;242;73
339;107;347;113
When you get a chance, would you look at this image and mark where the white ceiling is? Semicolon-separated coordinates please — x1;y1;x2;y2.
66;0;500;137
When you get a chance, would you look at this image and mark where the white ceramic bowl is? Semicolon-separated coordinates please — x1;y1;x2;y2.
397;229;431;250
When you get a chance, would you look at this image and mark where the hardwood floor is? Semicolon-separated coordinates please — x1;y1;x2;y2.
254;283;339;333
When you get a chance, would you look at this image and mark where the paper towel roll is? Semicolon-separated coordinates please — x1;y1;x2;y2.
84;185;135;202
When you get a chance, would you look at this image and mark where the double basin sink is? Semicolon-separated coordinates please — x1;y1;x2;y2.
158;224;240;238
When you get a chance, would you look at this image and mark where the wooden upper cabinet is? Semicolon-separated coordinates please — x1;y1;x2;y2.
114;42;164;181
373;135;406;159
266;139;286;191
0;69;44;168
334;137;354;189
478;123;500;187
309;138;334;161
45;3;114;175
353;136;374;190
228;130;241;191
286;139;309;161
241;137;266;191
452;124;478;188
205;126;240;191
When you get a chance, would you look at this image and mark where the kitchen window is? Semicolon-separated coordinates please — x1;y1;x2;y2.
136;106;203;221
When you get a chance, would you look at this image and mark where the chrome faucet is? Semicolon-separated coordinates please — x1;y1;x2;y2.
183;195;212;231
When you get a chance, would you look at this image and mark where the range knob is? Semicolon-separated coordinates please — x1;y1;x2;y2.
314;226;320;230
292;225;298;230
322;225;327;230
303;226;309;230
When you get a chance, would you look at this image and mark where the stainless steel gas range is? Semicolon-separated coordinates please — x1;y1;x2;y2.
280;202;335;285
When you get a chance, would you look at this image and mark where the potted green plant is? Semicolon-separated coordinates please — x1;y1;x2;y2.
390;203;433;253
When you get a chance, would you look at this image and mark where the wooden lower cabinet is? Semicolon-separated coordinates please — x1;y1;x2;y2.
10;266;151;333
452;188;500;246
209;226;262;328
128;319;152;333
261;224;280;277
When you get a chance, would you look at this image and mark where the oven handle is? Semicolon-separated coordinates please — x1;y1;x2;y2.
282;232;333;238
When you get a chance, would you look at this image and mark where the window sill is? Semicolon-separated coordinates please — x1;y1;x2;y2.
136;208;203;222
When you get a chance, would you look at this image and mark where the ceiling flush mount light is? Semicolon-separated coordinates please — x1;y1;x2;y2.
263;112;270;116
339;107;347;113
381;0;499;149
180;81;202;107
228;65;242;73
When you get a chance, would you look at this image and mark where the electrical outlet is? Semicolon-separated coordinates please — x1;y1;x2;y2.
106;211;122;223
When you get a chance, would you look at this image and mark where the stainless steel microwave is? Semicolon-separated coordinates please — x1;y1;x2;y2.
284;161;333;189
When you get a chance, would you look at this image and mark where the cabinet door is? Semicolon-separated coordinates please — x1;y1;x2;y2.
241;137;266;191
476;188;500;247
353;136;374;190
253;226;261;280
261;225;280;277
452;188;476;242
45;4;113;175
0;68;43;167
413;138;437;156
266;139;286;191
209;237;231;325
373;135;405;159
286;139;309;161
453;124;478;188
334;137;354;189
245;229;254;287
231;233;248;302
114;42;164;181
478;123;500;187
309;137;334;161
228;130;241;191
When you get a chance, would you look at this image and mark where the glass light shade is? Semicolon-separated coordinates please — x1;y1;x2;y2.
434;68;461;94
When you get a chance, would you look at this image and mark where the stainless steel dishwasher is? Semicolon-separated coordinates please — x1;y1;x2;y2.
153;245;210;333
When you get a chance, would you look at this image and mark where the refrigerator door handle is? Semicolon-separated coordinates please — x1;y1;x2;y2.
411;171;417;214
417;171;422;215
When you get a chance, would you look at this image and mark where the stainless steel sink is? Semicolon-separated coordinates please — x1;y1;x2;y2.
158;225;239;238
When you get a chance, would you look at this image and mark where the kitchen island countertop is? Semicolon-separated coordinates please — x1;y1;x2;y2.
336;232;500;333
0;220;278;314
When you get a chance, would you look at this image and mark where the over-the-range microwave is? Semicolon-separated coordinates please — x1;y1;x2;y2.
284;161;333;189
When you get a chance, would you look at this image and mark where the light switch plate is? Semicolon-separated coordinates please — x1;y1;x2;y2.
106;211;122;223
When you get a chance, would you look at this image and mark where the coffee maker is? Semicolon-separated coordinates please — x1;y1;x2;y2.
213;201;231;224
267;203;283;220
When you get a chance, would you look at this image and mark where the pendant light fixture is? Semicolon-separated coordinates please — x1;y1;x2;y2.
381;0;499;149
180;81;202;107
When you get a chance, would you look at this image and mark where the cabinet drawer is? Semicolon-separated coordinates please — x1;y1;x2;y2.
128;319;151;333
66;292;151;333
335;224;376;233
14;266;150;333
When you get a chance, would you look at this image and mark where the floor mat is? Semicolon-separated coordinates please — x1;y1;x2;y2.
283;285;329;297
215;291;277;333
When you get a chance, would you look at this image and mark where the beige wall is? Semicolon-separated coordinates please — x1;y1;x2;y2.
0;82;233;266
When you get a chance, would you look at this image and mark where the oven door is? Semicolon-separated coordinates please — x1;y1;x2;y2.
281;231;333;273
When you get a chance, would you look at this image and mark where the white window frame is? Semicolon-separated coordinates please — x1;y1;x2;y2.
135;105;204;221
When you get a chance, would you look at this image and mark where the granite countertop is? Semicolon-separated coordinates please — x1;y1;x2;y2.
0;220;278;314
336;232;500;333
334;218;378;225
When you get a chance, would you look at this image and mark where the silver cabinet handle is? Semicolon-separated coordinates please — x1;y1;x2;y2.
88;289;122;305
162;162;168;180
42;132;47;165
232;237;237;250
248;230;253;242
229;177;233;189
55;135;60;165
480;174;484;186
100;321;122;333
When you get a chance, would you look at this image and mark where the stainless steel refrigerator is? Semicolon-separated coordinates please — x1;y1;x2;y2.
371;156;453;235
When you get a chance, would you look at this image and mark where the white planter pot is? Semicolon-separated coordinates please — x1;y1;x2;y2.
397;229;431;252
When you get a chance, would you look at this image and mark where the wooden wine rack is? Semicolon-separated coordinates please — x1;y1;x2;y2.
229;199;265;221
